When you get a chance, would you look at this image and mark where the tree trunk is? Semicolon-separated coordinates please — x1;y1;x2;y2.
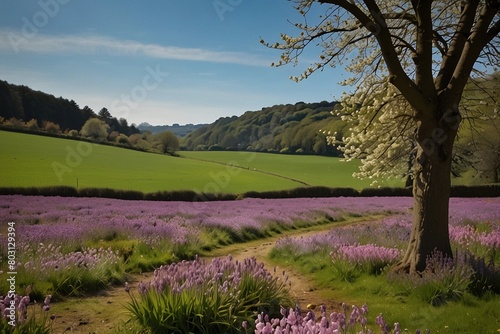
395;105;460;273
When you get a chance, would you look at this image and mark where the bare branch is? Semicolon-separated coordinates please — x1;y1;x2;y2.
448;1;500;97
435;0;480;92
412;0;437;100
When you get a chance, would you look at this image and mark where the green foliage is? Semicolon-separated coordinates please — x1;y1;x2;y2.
181;101;346;155
0;80;140;136
80;118;110;140
128;288;235;334
124;243;177;274
48;263;124;298
330;257;362;283
127;266;292;333
0;319;51;334
154;131;179;154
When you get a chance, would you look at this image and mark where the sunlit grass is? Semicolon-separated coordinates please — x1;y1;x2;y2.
0;131;298;193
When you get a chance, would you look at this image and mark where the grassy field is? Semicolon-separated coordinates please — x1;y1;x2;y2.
0;130;399;193
180;151;403;189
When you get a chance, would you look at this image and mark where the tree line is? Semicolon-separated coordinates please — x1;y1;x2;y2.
0;80;179;155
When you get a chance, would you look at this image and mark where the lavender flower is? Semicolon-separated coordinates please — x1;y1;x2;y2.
42;295;51;311
253;303;409;334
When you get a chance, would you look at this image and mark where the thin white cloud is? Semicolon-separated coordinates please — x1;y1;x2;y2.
0;29;270;67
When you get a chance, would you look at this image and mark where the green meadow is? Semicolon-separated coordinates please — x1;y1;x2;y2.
180;151;402;189
0;130;399;193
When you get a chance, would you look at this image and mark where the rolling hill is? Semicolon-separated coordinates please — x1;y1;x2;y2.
0;130;387;194
181;101;347;155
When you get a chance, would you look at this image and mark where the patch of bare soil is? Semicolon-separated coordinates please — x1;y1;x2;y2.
47;273;151;333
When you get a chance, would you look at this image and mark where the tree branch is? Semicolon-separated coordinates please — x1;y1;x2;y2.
485;18;500;44
432;30;449;56
448;1;500;98
411;0;437;101
435;0;480;92
318;0;428;113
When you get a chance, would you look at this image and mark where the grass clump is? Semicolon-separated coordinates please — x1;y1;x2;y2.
126;255;292;333
0;244;125;300
390;250;500;306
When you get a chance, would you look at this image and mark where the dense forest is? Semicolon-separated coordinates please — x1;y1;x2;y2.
138;122;207;136
181;101;347;156
0;80;139;136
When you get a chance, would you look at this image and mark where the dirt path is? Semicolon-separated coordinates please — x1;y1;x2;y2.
229;239;342;312
47;272;152;333
206;217;381;312
47;217;379;333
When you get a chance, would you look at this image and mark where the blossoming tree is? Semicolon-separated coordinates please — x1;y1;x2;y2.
265;0;500;273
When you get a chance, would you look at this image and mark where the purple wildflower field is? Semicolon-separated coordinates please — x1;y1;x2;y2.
273;197;500;272
0;195;414;248
1;195;499;261
0;195;418;295
1;195;499;332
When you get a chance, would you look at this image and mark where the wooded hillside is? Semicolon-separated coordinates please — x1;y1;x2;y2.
181;101;347;156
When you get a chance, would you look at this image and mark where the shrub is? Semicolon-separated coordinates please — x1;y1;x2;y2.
42;121;61;134
145;190;200;201
80;118;109;140
462;253;500;297
25;119;39;131
77;188;144;200
67;129;79;137
288;186;359;198
116;134;130;145
243;187;360;199
359;187;412;197
450;184;500;197
4;117;24;129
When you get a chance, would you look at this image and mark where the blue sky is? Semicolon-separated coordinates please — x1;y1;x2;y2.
0;0;348;126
